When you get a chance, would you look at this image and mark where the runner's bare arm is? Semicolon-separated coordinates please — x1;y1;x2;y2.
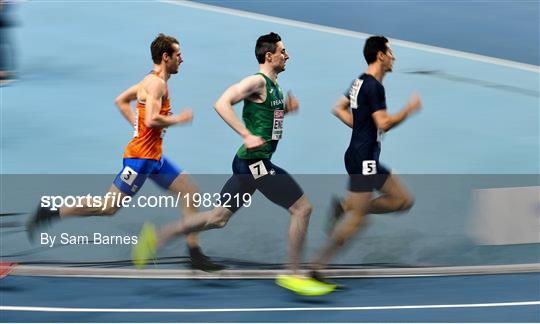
333;95;353;128
214;75;266;148
115;84;138;125
285;90;299;114
144;78;192;128
372;93;422;131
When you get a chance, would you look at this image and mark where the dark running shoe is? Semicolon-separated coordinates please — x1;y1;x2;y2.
325;195;345;234
189;246;226;272
310;270;347;291
26;206;60;242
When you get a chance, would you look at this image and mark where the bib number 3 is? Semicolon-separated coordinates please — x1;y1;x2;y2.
121;166;138;185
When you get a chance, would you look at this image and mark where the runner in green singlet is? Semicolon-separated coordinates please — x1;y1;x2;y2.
132;32;335;296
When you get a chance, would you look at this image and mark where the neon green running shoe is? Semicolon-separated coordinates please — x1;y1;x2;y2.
276;274;336;296
132;222;157;269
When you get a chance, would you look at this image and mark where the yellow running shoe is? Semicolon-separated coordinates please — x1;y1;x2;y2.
132;222;157;269
276;274;336;296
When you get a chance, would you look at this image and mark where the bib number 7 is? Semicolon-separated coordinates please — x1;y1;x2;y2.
249;160;268;179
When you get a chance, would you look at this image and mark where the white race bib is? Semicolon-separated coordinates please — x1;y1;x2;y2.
249;160;268;179
362;160;377;175
121;166;138;185
133;110;139;138
349;79;363;109
272;110;284;140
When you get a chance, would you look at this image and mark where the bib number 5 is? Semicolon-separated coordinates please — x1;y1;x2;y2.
362;160;377;175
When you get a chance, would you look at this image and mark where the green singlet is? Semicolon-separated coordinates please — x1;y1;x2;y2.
236;72;285;159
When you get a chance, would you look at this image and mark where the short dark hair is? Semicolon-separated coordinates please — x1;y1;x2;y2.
255;32;282;64
363;36;389;64
151;33;179;64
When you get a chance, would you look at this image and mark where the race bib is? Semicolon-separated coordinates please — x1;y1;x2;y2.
272;110;284;140
362;160;377;175
349;79;363;109
249;160;268;179
121;166;138;185
133;110;139;138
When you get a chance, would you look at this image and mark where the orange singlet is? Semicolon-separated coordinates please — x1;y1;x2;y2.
123;72;171;161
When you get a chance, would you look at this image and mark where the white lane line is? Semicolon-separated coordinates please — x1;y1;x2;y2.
10;264;540;279
1;301;539;313
159;0;539;73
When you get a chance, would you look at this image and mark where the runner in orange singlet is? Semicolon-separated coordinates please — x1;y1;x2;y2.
27;34;223;271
